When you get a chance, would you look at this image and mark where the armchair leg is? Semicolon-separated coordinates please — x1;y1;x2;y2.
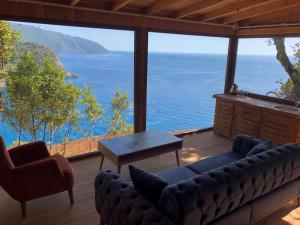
68;189;74;205
21;201;26;218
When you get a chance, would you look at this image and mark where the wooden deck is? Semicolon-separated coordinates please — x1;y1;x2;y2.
0;131;299;225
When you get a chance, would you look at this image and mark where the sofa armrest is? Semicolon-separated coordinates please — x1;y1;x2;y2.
95;171;174;225
232;135;262;157
9;141;50;166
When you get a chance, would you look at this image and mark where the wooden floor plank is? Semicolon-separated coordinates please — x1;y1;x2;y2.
0;131;299;225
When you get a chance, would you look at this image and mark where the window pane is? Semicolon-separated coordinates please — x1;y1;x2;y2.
0;21;134;156
147;32;229;132
235;38;300;99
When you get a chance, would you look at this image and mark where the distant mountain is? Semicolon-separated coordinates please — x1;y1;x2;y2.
10;23;109;54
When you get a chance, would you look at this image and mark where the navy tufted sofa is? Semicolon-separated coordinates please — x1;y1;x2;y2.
95;141;300;225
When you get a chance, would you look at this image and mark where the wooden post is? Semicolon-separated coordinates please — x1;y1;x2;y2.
134;28;148;133
224;36;239;94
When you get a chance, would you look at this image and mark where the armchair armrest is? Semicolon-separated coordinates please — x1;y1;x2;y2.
95;171;174;225
11;157;63;180
9;141;50;166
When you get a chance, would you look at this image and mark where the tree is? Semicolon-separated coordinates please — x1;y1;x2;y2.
269;38;300;98
2;52;43;144
81;85;104;151
0;21;20;77
105;90;133;139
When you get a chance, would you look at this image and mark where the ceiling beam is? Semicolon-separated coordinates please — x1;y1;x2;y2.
70;0;80;6
112;0;134;11
199;0;274;22
238;25;300;37
222;0;300;24
175;0;235;19
146;0;180;15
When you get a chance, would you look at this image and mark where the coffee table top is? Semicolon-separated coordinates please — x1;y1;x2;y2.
99;130;182;157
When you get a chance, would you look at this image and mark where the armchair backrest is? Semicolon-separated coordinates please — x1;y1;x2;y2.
0;137;15;174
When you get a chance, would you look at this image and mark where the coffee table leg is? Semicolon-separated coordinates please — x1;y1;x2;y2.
117;164;121;174
99;153;105;171
175;150;180;167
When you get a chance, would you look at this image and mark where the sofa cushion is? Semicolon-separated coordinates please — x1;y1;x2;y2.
158;166;198;185
208;204;251;225
186;151;242;174
250;179;300;222
129;165;167;205
232;135;262;157
246;141;273;157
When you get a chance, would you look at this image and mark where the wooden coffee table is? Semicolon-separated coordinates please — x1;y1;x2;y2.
98;131;183;173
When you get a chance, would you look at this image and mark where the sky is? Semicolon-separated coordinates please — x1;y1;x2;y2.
10;21;300;55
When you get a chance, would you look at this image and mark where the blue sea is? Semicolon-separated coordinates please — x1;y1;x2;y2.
0;52;288;146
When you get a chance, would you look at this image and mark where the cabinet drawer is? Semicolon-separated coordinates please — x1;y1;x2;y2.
234;104;261;122
232;116;259;138
259;111;295;145
215;99;234;114
214;111;233;138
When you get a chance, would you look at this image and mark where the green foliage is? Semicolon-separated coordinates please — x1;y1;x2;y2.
274;78;294;98
0;21;21;77
105;90;133;138
81;84;104;137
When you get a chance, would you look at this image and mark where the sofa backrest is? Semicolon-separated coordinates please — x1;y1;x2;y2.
158;144;300;225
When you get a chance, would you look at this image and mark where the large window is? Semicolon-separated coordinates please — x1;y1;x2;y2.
0;21;134;156
147;32;229;132
235;38;300;99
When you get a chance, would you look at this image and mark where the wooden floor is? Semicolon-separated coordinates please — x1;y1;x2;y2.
0;131;299;225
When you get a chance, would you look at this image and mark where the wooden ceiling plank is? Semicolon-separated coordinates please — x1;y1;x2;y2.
0;0;234;37
239;5;300;27
112;0;134;11
146;0;180;15
175;0;235;19
70;0;80;6
199;0;272;22
222;0;300;24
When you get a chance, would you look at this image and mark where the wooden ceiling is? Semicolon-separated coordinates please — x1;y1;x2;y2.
1;0;300;37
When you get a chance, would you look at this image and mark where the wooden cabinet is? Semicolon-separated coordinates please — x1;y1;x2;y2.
259;111;295;145
213;95;300;145
213;99;234;138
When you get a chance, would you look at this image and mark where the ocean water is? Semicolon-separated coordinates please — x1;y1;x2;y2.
0;52;288;145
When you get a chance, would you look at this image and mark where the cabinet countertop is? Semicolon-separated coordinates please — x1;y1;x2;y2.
214;94;300;116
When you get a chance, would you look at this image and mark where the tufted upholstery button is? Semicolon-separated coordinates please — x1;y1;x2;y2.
197;199;203;208
126;208;131;214
131;194;138;199
215;207;221;216
240;182;244;189
142;205;150;210
106;189;111;194
228;201;234;210
121;184;127;189
227;188;232;195
114;197;120;204
263;173;267;179
213;193;219;201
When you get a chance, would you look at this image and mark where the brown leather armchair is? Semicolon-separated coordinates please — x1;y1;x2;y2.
0;137;74;218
